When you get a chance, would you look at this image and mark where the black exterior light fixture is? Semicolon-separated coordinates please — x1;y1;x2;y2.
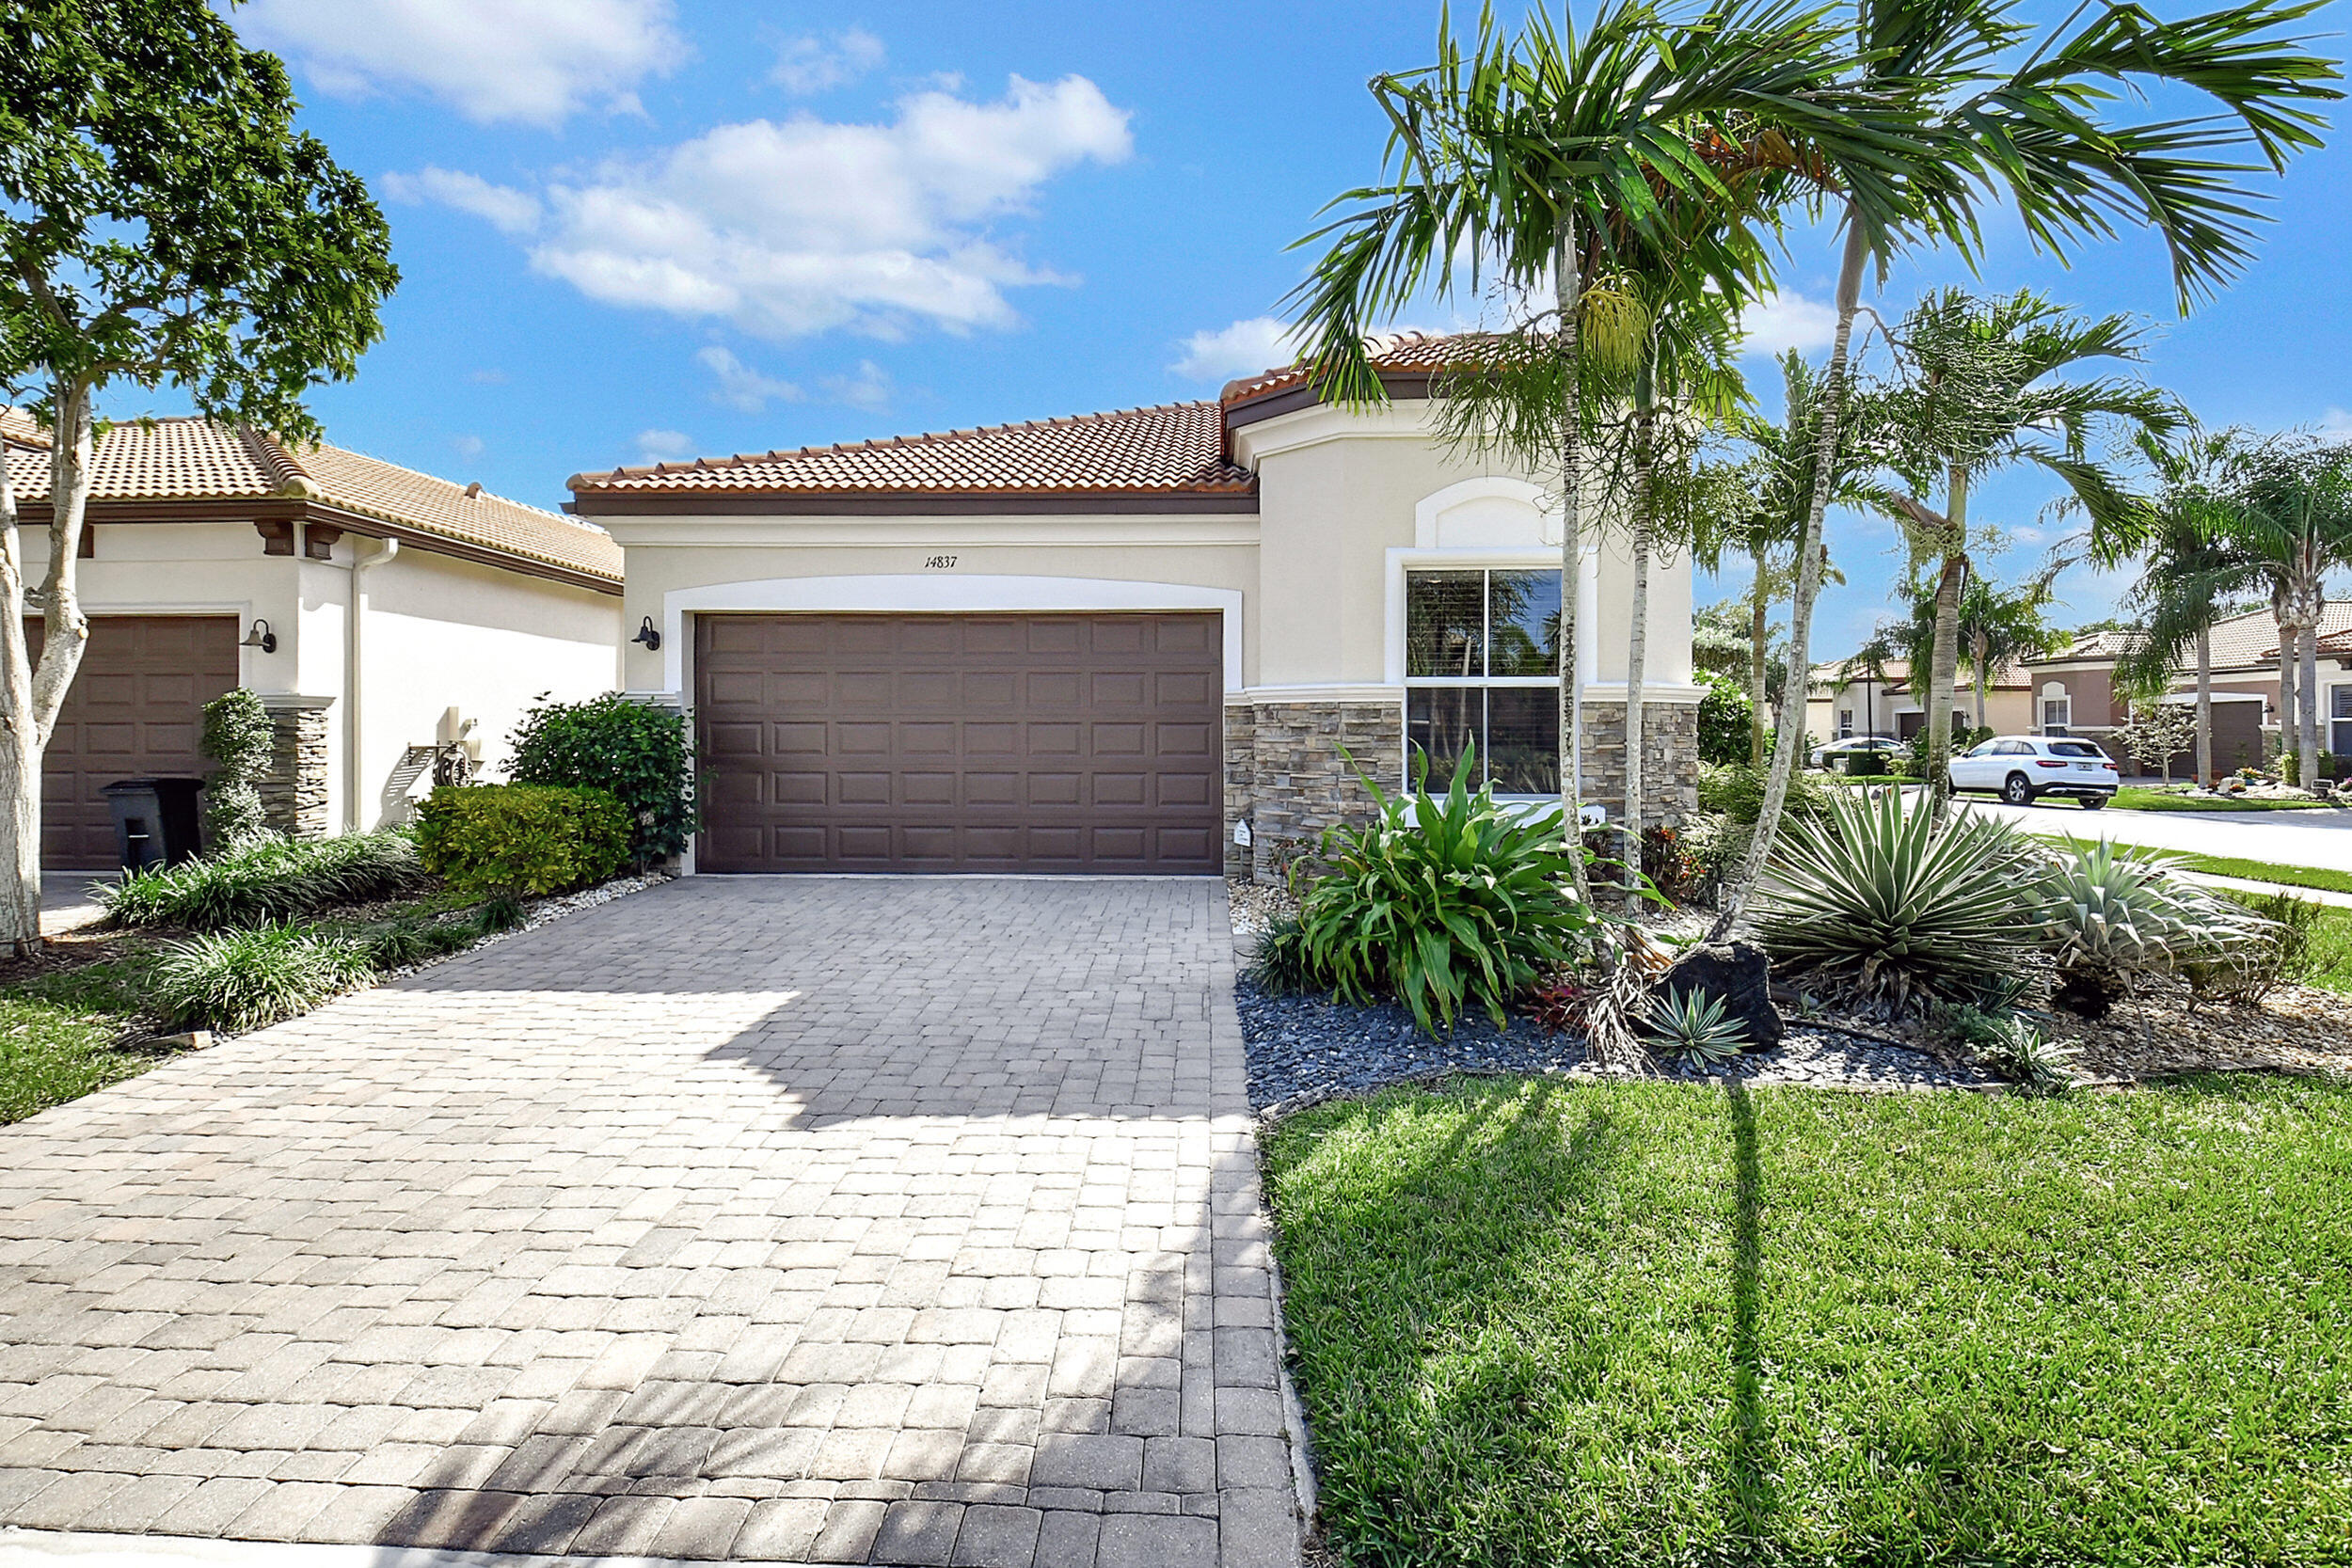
241;618;278;654
632;616;662;652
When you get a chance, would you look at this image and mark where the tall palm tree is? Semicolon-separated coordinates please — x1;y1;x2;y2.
1709;0;2340;940
1872;289;2175;818
1285;0;1901;902
1955;571;2063;734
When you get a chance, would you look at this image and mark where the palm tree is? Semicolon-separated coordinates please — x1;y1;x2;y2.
1284;0;1896;902
1709;0;2340;941
1871;289;2175;819
1955;572;2063;734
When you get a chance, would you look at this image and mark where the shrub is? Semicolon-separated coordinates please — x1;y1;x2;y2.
98;832;430;930
1696;761;1829;826
2039;840;2263;1018
507;692;695;865
360;910;483;971
1932;1001;2076;1093
145;923;374;1033
1248;744;1597;1034
1695;673;1752;766
1754;784;2045;1014
2185;890;2320;1005
413;784;630;897
199;688;273;845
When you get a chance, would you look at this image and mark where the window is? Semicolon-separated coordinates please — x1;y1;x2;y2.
2041;696;2072;735
1405;567;1561;792
1964;739;1997;757
2048;741;2103;758
2333;684;2352;759
1838;708;1854;738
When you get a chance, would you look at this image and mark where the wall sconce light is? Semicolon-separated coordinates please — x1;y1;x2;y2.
631;616;662;652
241;618;278;654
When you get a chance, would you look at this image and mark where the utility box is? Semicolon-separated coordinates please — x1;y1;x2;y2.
101;777;205;872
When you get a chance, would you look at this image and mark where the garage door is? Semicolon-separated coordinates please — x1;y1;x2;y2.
696;612;1223;873
37;615;241;869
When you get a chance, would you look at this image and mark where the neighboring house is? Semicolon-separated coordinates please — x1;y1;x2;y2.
567;334;1697;880
2;411;622;868
2026;602;2352;774
1803;657;2032;746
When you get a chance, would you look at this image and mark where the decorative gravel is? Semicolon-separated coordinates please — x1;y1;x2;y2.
376;871;672;982
1237;981;2003;1117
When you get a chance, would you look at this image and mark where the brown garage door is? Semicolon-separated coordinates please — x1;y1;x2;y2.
37;615;241;868
696;612;1223;873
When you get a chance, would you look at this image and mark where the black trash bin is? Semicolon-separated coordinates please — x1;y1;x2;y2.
101;778;205;872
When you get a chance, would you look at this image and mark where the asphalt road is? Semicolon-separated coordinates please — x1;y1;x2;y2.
1958;797;2352;875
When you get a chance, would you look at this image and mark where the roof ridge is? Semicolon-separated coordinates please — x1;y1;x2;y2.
239;427;320;499
575;400;1224;489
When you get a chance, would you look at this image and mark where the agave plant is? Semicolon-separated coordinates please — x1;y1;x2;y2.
1250;742;1596;1034
1645;987;1747;1065
2039;840;2265;1018
1753;785;2044;1014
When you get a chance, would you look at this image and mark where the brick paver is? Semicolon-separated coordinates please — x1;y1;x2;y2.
0;877;1296;1565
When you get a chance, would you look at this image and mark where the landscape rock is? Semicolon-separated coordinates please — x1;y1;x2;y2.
1657;940;1783;1050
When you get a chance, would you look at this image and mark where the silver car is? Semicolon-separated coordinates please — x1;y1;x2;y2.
1809;735;1902;770
1947;736;2119;807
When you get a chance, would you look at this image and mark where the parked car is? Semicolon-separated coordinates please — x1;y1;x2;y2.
1809;736;1902;770
1948;736;2119;807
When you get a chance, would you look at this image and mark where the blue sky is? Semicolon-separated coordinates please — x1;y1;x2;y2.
192;0;2352;654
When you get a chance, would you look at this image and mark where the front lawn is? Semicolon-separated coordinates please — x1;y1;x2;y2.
1267;1075;2352;1568
0;990;169;1125
2174;852;2352;896
2113;785;2333;812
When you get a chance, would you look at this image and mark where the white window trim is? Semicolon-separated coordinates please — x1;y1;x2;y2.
2041;694;2074;735
2329;678;2352;755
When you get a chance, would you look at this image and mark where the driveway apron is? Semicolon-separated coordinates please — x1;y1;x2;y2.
0;877;1297;1568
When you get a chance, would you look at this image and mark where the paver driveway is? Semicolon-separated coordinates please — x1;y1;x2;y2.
0;877;1296;1567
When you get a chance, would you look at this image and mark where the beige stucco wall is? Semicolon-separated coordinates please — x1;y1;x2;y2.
31;520;621;832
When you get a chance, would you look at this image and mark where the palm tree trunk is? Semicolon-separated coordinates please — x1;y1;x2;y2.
1747;549;1769;768
2195;624;2213;788
1971;630;1990;732
2298;614;2322;789
1710;218;1865;941
2276;589;2298;780
1624;382;1655;893
1925;475;1967;822
1552;215;1591;903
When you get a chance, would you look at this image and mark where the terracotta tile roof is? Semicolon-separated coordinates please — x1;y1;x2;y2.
1217;330;1481;406
2030;604;2352;671
568;401;1253;500
4;411;619;585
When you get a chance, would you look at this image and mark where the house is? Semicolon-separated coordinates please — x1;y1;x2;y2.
2025;602;2352;772
2;411;622;868
1803;657;2033;746
566;334;1698;880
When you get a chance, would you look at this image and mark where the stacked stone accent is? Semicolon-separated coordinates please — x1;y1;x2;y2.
258;695;332;839
1222;695;1701;884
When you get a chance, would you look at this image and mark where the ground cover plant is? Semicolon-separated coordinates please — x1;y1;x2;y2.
97;832;430;929
2171;852;2352;895
2112;786;2330;813
143;923;374;1034
1266;1074;2352;1568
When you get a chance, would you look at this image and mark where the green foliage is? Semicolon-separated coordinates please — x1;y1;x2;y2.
1248;745;1596;1035
1696;762;1828;827
1643;987;1745;1063
144;923;373;1033
507;693;696;864
198;688;272;845
0;992;154;1125
358;909;483;971
2039;839;2262;1016
2186;890;2318;1005
414;784;629;897
1694;673;1752;766
1755;785;2044;1012
1267;1074;2352;1568
97;832;428;930
1934;1001;2076;1093
476;891;529;933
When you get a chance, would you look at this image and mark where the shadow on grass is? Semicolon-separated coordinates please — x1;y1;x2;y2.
1724;1085;1779;1548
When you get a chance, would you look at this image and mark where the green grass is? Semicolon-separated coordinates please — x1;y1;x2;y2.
2302;905;2352;996
2169;853;2352;896
2113;785;2332;813
0;991;172;1125
1267;1075;2352;1568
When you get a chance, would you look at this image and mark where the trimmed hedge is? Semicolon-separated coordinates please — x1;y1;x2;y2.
507;693;695;865
98;832;431;931
414;784;630;896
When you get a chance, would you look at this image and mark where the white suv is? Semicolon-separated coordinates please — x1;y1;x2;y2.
1948;736;2120;808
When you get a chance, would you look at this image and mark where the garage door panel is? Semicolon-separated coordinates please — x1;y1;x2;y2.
696;611;1222;873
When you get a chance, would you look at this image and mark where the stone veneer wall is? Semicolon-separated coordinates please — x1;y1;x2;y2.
1224;696;1701;884
258;697;331;839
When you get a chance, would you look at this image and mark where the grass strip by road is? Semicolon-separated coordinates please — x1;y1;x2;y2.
2170;853;2352;896
1267;1075;2352;1568
2114;785;2333;812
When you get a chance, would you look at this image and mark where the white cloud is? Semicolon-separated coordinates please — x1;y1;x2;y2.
822;360;893;410
381;167;543;237
2317;406;2352;439
451;434;485;458
238;0;682;128
696;346;803;413
1740;291;1840;357
772;28;885;94
414;75;1132;341
634;428;697;464
1172;317;1297;383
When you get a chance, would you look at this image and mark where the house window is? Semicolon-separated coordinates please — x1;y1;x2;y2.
1404;567;1561;792
1838;707;1854;738
2332;683;2352;758
2041;696;2072;736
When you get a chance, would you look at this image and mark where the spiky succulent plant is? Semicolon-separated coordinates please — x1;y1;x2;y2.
1645;987;1748;1064
2039;839;2264;1018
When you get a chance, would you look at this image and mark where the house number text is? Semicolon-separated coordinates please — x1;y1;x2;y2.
922;554;959;569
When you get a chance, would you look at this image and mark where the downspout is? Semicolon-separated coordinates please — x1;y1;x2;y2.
345;538;399;832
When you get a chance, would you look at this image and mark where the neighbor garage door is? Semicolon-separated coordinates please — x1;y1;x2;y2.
696;612;1222;873
38;615;241;869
